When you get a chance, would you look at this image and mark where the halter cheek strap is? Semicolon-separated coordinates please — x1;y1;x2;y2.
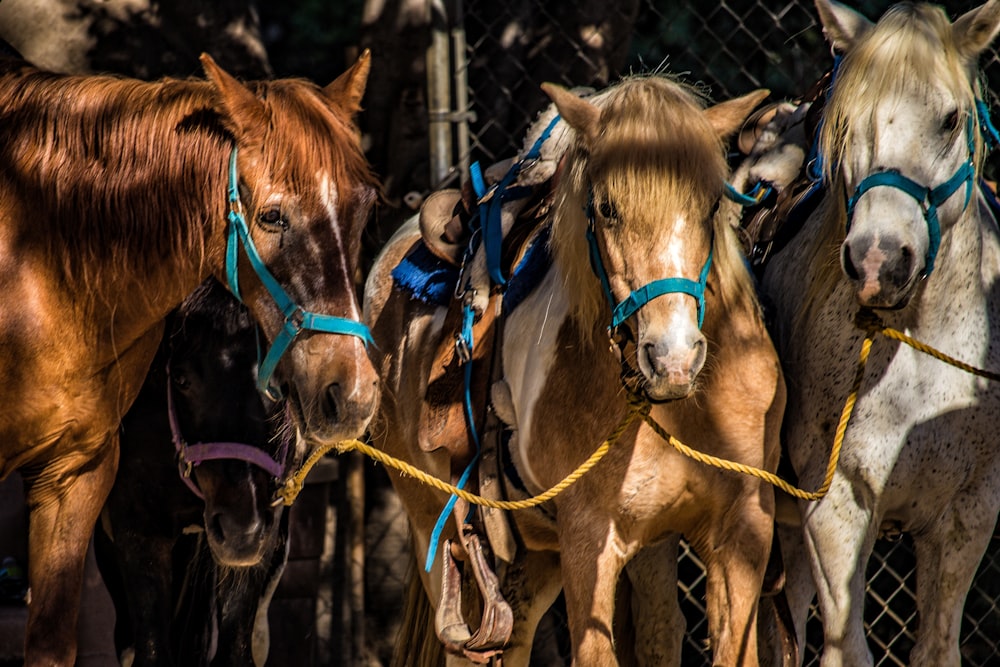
224;147;373;399
610;255;712;329
585;189;713;331
844;114;977;278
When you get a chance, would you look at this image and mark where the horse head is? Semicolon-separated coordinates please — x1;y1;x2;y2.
166;282;292;566
200;53;381;449
545;79;767;401
817;0;1000;308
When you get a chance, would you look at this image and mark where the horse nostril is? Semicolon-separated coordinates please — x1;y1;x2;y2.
325;382;342;424
692;338;706;366
210;512;226;543
894;245;915;282
842;242;860;281
641;342;662;377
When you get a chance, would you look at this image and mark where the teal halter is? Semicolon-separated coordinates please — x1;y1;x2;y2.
844;113;977;277
585;189;713;331
224;146;373;400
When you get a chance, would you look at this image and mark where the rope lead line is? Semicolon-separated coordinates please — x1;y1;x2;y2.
274;308;1000;508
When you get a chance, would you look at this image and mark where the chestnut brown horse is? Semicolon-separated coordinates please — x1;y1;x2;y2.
0;46;379;664
366;75;785;665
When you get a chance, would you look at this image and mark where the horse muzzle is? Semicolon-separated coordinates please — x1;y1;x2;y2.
286;336;380;446
637;330;706;401
841;232;922;309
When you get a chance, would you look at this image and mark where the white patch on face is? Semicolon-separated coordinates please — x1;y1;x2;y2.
658;214;690;277
319;173;360;320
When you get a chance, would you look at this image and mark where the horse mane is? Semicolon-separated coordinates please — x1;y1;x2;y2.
819;3;983;183
0;57;377;302
549;74;760;340
173;279;254;344
798;2;986;328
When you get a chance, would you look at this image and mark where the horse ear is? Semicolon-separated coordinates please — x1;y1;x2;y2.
704;89;771;141
200;53;265;139
323;49;371;116
954;0;1000;61
814;0;873;53
541;82;600;145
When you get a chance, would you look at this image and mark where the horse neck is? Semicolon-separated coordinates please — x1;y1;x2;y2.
3;76;231;326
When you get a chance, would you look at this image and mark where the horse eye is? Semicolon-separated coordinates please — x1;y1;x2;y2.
258;208;287;230
942;109;959;132
598;200;618;220
172;373;190;390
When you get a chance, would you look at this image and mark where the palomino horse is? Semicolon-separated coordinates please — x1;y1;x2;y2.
0;47;379;664
96;278;294;666
761;0;1000;664
365;75;785;665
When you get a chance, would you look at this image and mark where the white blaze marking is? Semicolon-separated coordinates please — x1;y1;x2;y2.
319;173;361;321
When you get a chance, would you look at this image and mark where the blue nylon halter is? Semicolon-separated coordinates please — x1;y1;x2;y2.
469;113;562;288
585;190;713;331
224;146;373;399
844;114;977;278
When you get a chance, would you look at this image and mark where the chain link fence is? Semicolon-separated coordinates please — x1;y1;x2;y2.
354;0;1000;665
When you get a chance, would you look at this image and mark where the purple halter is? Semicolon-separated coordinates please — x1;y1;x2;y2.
168;364;291;500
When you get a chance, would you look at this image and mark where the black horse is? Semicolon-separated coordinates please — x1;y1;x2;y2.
96;279;297;666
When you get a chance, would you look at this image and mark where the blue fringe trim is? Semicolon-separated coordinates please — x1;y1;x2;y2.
391;243;459;306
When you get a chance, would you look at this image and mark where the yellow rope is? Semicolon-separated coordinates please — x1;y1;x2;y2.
638;330;874;501
275;397;648;509
856;308;1000;381
275;308;1000;509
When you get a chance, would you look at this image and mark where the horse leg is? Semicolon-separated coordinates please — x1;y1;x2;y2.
22;440;118;666
496;548;563;667
909;489;999;666
623;535;683;667
108;528;178;666
768;521;814;667
700;493;772;667
799;479;877;667
560;520;627;667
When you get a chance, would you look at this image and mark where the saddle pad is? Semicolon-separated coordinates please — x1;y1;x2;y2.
391;241;459;306
502;224;551;315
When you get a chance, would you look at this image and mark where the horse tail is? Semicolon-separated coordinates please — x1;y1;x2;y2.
391;554;445;667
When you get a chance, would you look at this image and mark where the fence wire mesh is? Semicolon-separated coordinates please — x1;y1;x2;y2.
360;0;1000;665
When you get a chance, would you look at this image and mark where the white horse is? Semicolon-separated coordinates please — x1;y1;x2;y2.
762;1;1000;665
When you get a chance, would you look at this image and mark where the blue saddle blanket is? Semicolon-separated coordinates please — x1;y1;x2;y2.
391;225;552;312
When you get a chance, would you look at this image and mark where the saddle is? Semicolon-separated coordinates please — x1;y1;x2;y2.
407;160;558;663
736;70;832;272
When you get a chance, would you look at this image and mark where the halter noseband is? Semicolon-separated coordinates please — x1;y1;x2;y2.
224;146;373;400
168;363;290;501
585;189;713;332
844;113;977;278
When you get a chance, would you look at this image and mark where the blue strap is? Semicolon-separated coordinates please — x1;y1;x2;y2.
224;147;373;398
470;161;487;200
724;181;772;207
586;187;713;331
226;151;244;302
585;192;616;307
845;161;974;278
610;248;713;330
478;114;561;287
977;98;1000;152
425;302;481;572
845;170;928;229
